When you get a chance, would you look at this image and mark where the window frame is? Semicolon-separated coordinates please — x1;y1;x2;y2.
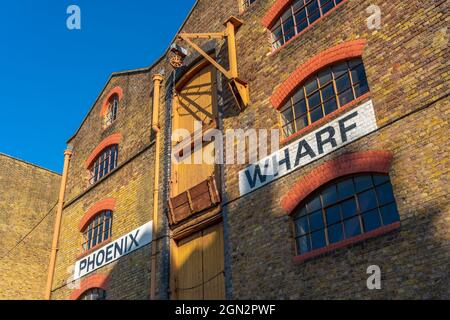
278;58;369;139
81;210;113;253
88;144;119;185
103;93;119;128
292;173;400;258
270;0;346;50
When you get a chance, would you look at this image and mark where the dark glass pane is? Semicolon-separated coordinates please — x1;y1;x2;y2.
104;218;110;240
354;82;370;97
293;89;305;103
283;17;296;41
380;203;400;225
97;221;104;243
104;156;110;174
310;106;324;123
272;25;284;47
296;116;309;131
341;198;357;219
87;228;92;250
328;223;344;243
350;63;367;84
325;205;341;225
348;59;362;68
318;68;332;86
296;18;309;33
337;179;354;199
295;206;307;217
92;227;98;247
321;83;335;101
311;230;326;249
294;8;307;26
338;88;354;106
362;209;381;232
309;210;324;231
305;78;319;94
306;0;319;15
320;0;335;14
344;217;361;238
308;91;320;109
281;108;294;124
358;189;378;212
354;175;373;192
295;216;310;235
373;174;389;185
307;196;321;212
332;61;348;78
293;0;306;12
376;183;395;205
324;98;338;115
308;10;321;24
322;185;338;206
294;99;307;116
297;235;311;254
336;73;352;93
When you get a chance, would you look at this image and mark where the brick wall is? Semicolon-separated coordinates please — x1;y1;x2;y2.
0;153;60;300
48;0;449;300
219;0;449;299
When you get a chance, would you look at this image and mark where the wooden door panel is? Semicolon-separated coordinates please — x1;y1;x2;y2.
172;223;225;300
171;63;217;197
203;224;225;300
176;66;214;130
176;232;203;300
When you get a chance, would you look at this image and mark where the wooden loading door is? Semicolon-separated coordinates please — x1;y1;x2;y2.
171;62;217;197
171;223;225;300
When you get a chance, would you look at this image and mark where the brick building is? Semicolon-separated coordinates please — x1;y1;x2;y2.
0;153;60;299
3;0;448;300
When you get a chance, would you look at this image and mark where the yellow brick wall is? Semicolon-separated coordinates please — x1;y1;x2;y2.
0;153;60;300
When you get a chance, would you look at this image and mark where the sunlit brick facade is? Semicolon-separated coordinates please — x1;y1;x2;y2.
2;0;448;300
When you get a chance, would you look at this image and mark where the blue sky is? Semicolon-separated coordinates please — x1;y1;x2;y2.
0;0;196;173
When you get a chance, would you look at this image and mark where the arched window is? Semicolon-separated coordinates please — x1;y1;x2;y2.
280;58;369;137
78;288;106;300
271;0;346;49
293;173;400;256
104;93;119;127
89;145;118;185
82;210;113;253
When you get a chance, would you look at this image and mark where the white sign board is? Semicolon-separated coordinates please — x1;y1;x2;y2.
73;221;153;280
239;100;378;196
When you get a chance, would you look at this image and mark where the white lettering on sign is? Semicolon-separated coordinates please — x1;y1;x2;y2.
238;100;378;196
73;221;152;280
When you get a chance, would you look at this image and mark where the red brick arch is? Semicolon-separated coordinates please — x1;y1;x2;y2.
270;39;367;109
78;198;116;232
68;274;109;300
84;133;122;169
281;150;393;215
100;86;124;117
